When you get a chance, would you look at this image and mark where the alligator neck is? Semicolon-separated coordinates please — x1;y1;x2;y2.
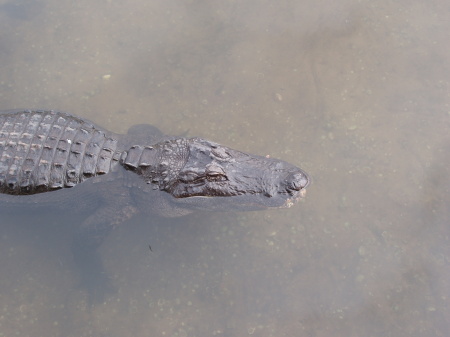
119;138;189;190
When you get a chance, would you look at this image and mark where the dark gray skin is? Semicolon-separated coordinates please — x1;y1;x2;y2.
0;110;309;302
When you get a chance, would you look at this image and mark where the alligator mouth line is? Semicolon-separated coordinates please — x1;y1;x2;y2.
279;188;307;208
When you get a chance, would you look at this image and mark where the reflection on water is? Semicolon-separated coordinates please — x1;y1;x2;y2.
0;0;449;336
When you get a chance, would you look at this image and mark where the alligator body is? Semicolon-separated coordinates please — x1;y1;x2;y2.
0;110;309;301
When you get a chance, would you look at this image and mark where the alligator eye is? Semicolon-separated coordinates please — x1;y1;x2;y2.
206;172;227;182
179;172;200;183
206;170;227;182
205;164;226;181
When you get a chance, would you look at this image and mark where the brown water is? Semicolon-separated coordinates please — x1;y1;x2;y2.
0;0;449;336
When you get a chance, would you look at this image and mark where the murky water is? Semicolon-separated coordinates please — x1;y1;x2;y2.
0;0;449;336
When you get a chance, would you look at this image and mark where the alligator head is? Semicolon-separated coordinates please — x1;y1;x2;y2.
126;137;309;213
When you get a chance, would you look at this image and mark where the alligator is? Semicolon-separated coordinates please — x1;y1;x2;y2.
0;109;309;301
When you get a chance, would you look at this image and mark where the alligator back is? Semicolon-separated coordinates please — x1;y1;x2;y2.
0;110;120;195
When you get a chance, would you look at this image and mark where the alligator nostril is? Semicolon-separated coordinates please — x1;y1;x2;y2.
287;171;309;191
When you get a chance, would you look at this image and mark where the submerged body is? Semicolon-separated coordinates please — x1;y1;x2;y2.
0;109;309;301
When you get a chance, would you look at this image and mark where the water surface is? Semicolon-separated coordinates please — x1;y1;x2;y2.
0;0;449;336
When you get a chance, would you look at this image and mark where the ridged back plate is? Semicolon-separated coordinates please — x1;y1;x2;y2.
0;110;119;195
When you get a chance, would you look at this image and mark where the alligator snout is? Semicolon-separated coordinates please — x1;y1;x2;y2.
285;170;309;192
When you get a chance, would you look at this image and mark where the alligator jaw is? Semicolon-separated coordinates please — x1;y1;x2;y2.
280;188;307;209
